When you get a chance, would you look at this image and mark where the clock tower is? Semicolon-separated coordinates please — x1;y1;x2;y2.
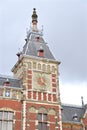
12;8;62;130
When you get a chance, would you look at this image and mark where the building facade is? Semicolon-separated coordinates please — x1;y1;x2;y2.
0;8;87;130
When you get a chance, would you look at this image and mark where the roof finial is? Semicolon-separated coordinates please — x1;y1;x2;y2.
32;8;38;22
81;96;84;107
31;8;38;31
16;48;21;60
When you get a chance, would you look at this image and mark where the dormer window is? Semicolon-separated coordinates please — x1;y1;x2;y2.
36;36;40;42
4;79;10;86
72;113;78;121
38;46;44;57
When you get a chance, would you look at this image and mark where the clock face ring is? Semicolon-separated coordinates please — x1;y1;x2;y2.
33;71;52;91
37;77;46;86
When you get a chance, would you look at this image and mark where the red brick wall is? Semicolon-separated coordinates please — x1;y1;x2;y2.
26;102;60;130
0;99;22;130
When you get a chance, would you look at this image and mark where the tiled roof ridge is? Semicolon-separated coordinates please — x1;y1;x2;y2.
62;103;83;108
0;74;20;80
62;121;82;124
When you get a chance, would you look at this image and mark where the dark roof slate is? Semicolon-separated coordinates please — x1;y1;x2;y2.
22;31;55;60
0;75;21;88
62;104;85;123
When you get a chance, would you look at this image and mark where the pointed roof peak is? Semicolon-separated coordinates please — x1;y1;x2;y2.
19;9;55;60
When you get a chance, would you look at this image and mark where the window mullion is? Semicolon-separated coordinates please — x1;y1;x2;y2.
0;111;13;130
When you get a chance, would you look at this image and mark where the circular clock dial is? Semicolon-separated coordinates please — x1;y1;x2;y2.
37;77;46;86
33;71;52;91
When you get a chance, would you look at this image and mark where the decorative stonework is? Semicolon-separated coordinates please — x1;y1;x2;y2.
48;109;56;115
0;87;22;100
28;107;36;113
38;107;47;113
0;107;14;111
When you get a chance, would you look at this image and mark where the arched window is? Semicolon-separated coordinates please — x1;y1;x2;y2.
33;62;36;69
52;66;55;73
38;113;47;130
42;64;46;71
47;65;50;73
0;111;14;130
38;63;41;70
38;107;47;130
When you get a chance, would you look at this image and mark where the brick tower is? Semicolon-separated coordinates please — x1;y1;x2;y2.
12;8;62;130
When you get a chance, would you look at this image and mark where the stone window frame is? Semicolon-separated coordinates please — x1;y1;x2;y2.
0;108;15;130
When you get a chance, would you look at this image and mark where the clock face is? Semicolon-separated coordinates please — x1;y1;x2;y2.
37;77;46;86
33;71;52;91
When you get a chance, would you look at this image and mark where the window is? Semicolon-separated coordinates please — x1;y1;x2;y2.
52;66;55;73
0;111;14;130
38;113;47;130
38;63;41;70
5;89;10;97
42;64;46;71
47;65;50;73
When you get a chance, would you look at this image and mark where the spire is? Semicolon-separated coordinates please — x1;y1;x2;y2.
32;8;38;31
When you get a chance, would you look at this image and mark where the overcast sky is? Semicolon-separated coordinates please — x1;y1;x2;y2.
0;0;87;105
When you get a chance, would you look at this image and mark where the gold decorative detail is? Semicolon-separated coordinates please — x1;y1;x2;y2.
28;107;36;113
38;107;47;113
0;107;14;112
48;109;56;115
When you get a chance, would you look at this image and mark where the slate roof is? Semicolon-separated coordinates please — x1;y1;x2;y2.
0;75;21;88
62;104;85;123
21;8;55;60
21;31;55;60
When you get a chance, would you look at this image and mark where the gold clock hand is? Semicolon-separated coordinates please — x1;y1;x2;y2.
42;78;47;86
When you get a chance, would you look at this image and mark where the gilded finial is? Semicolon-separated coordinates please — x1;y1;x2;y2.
32;8;38;23
31;8;38;31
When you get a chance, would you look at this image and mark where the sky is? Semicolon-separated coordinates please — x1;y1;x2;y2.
0;0;87;105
